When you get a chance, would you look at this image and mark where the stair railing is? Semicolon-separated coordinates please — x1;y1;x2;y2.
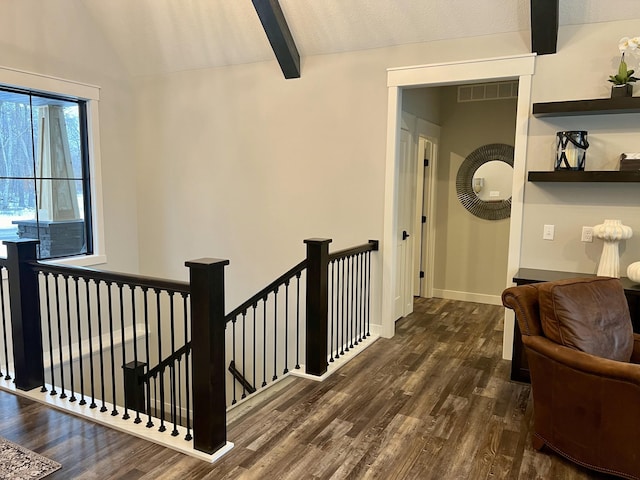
0;237;378;459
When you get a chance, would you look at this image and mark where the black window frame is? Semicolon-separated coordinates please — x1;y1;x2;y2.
0;85;93;259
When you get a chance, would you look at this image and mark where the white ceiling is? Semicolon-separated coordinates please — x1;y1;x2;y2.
79;0;640;77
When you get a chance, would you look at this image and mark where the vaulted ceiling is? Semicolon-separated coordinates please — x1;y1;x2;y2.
78;0;640;77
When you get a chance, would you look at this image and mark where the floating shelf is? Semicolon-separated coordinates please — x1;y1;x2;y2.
533;97;640;117
528;170;640;182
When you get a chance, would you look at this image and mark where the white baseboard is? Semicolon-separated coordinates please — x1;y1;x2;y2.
431;289;502;306
0;376;232;463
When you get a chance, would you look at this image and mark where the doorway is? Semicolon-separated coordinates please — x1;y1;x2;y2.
380;55;535;361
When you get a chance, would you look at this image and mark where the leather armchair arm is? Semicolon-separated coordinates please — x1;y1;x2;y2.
523;335;640;386
631;333;640;364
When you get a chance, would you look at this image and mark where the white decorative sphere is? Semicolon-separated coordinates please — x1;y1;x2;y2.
628;261;640;283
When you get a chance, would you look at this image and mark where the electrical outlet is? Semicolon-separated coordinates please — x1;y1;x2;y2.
543;224;555;240
581;226;593;243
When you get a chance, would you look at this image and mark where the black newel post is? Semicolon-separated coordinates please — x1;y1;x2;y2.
304;238;331;376
123;360;146;413
4;239;44;391
185;258;229;455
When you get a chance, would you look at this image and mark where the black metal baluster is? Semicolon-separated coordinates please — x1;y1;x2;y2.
142;288;153;428
106;282;118;416
358;253;365;342
295;272;301;369
53;274;67;399
252;304;257;386
152;374;158;423
352;255;358;347
85;281;96;408
262;296;267;387
182;293;192;441
340;258;346;356
131;286;141;424
75;277;85;404
95;280;107;412
158;365;166;432
329;261;335;362
231;315;237;404
177;353;183;431
241;311;247;398
283;282;289;374
366;251;371;337
0;268;10;380
272;288;278;382
334;261;340;360
155;289;166;432
347;257;353;348
63;276;76;402
118;283;129;419
169;292;178;436
43;273;55;395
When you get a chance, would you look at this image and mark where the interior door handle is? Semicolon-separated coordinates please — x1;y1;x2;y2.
402;230;410;240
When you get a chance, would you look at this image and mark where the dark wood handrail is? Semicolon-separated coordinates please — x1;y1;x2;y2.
145;343;191;380
30;261;190;294
328;240;379;262
224;259;307;322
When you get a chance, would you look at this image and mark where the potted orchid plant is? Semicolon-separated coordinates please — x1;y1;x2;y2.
609;36;640;97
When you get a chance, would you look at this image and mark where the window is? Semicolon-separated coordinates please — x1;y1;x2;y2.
0;87;92;259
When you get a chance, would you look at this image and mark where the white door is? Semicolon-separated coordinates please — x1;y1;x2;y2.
394;127;417;319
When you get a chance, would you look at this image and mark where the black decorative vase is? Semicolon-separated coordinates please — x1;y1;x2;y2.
611;84;633;98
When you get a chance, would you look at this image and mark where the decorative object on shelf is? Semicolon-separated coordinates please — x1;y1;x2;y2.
628;261;640;283
555;131;589;170
620;153;640;171
455;143;514;221
609;36;640;98
593;219;633;277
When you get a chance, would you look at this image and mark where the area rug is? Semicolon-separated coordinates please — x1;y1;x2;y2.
0;437;61;479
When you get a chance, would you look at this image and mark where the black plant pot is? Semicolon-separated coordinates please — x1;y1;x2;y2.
611;84;633;98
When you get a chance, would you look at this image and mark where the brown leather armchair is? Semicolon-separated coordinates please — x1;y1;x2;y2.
502;277;640;480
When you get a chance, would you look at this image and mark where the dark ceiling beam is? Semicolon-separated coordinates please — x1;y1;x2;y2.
531;0;559;55
252;0;300;79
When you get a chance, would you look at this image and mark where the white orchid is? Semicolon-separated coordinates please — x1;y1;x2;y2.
619;36;640;56
610;36;640;85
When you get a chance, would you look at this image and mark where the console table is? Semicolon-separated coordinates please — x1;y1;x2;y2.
510;268;640;383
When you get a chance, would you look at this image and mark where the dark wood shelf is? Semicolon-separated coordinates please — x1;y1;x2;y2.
528;170;640;182
533;96;640;117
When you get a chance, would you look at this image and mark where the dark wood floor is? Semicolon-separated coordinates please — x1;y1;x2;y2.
0;298;612;479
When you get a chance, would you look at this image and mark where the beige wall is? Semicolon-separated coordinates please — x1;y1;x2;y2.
2;2;639;320
133;33;533;312
434;87;517;299
522;19;640;274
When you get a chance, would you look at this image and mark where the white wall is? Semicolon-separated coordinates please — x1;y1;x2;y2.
0;0;140;273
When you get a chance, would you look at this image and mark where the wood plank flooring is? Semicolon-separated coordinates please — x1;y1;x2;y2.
0;298;613;479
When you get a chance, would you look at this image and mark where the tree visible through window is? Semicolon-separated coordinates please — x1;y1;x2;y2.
0;87;92;259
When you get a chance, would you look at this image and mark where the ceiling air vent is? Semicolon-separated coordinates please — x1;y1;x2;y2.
457;81;519;102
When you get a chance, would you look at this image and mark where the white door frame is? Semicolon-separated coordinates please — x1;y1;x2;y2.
414;121;440;299
380;54;535;361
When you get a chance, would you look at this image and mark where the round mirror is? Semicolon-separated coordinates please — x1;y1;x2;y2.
456;143;514;220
